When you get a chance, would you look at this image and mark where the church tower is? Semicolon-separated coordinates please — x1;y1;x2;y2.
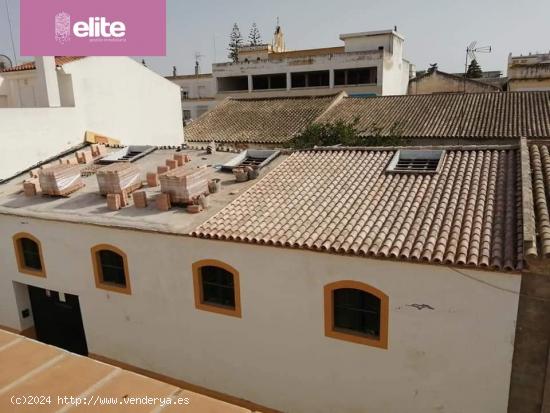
272;18;286;53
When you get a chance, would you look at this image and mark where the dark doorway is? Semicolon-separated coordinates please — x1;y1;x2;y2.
28;286;88;355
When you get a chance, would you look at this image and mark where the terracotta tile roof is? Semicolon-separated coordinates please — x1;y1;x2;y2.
192;147;523;271
523;141;550;259
318;92;550;138
185;95;339;144
0;56;84;73
0;329;252;412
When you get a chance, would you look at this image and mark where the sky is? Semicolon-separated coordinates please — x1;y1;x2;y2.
1;0;549;77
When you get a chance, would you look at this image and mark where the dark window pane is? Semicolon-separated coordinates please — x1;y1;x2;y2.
334;69;346;86
333;288;380;337
252;75;269;90
217;76;248;92
201;266;235;308
291;73;306;88
20;238;42;270
98;250;126;286
308;70;329;87
270;74;286;89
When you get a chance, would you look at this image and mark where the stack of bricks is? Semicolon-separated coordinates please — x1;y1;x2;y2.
173;153;191;167
96;163;141;196
146;172;159;187
90;144;107;158
75;150;94;164
159;166;209;204
156;193;171;211
157;166;168;175
107;193;121;211
166;159;177;170
39;164;84;196
132;191;147;208
23;181;39;197
174;154;184;167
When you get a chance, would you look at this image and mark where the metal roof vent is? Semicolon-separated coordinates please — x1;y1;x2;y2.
98;145;156;165
386;149;444;174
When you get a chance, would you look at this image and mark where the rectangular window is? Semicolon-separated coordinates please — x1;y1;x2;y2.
307;70;329;87
270;73;286;89
217;76;248;92
334;67;377;85
291;72;306;88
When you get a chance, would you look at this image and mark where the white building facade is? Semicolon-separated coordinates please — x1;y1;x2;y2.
0;56;183;180
0;214;519;413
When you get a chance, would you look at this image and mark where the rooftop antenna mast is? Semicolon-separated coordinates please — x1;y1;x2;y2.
464;41;491;91
194;51;203;76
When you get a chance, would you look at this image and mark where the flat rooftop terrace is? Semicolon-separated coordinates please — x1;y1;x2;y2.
0;148;286;234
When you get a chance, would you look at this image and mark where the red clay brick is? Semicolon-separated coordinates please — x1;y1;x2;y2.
146;172;159;187
156;193;171;211
132;191;147;208
107;193;121;211
23;182;37;197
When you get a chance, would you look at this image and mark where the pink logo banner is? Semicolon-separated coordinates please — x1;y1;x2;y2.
20;0;166;56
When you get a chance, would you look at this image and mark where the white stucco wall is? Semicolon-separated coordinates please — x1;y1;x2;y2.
64;57;183;146
0;108;84;180
0;215;520;413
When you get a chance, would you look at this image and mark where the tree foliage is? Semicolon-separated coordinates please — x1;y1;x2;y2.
285;119;405;149
248;23;262;46
228;23;243;62
466;59;483;78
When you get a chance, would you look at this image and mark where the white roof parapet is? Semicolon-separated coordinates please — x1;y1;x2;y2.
339;29;405;41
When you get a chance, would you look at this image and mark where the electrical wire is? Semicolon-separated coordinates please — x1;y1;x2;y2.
449;266;550;303
4;0;17;65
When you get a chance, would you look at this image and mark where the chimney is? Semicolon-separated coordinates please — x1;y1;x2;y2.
34;56;61;107
172;66;177;77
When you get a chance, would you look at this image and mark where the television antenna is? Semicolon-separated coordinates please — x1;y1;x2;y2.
463;41;491;92
464;41;491;75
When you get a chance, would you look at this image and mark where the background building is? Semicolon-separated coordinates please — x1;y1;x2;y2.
408;69;502;94
168;27;414;122
508;52;550;91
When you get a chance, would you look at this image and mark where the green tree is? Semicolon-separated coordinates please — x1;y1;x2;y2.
248;23;262;46
466;59;483;78
228;23;243;62
285;119;404;149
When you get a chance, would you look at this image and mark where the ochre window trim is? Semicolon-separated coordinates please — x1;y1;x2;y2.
192;259;241;318
91;244;131;295
12;232;46;277
324;280;388;349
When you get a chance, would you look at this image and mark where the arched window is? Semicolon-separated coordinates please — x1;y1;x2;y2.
192;259;241;317
12;232;46;277
91;244;131;294
324;280;388;349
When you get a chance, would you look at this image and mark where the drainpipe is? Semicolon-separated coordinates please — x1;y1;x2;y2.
34;56;61;107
